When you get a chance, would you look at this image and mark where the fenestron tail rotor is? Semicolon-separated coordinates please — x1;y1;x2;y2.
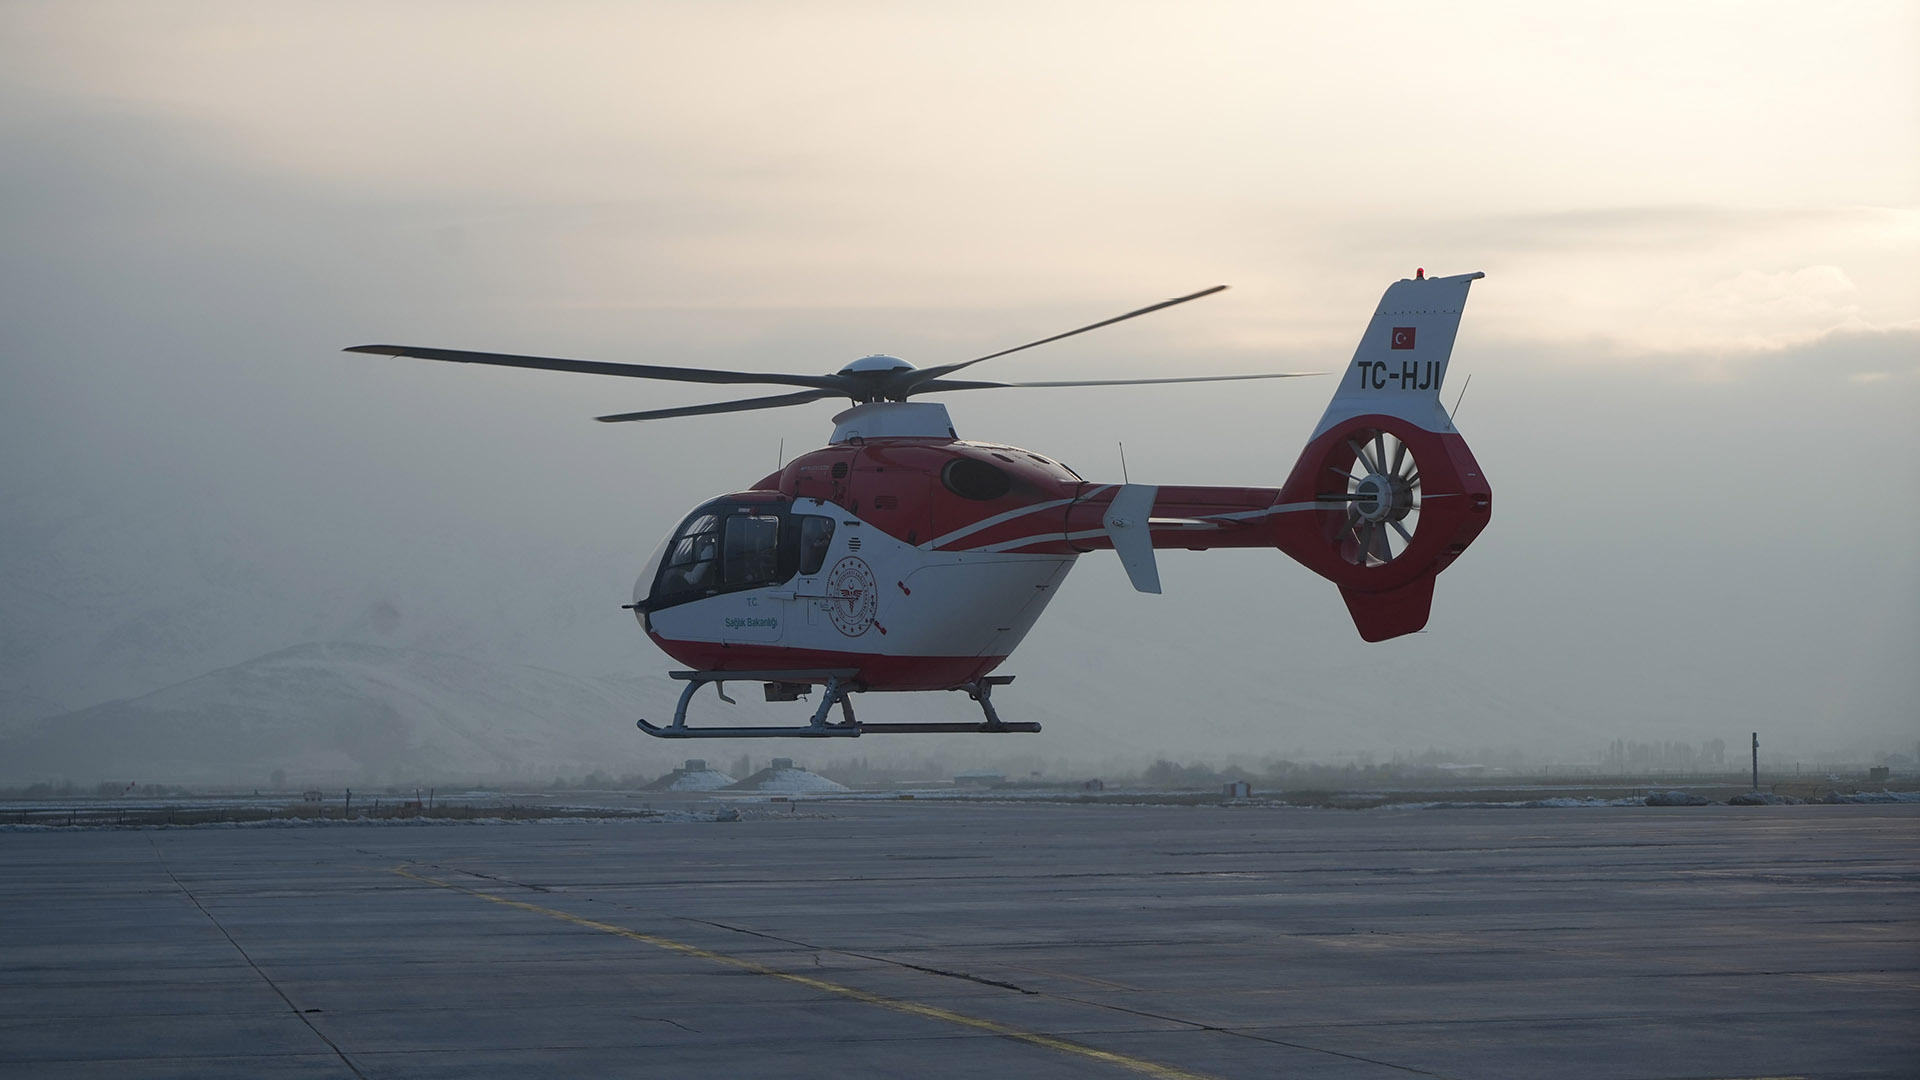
1320;428;1422;567
344;285;1318;421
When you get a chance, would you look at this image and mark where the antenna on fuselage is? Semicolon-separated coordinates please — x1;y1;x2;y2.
1119;441;1130;484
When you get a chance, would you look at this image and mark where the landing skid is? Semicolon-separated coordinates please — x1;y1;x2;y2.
636;670;1039;739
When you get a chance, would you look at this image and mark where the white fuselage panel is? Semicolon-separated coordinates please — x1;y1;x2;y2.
645;500;1076;658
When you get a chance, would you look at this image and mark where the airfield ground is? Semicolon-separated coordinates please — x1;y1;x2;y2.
1;799;1915;1079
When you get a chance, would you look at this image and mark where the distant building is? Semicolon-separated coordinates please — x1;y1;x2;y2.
643;759;736;792
1222;780;1252;799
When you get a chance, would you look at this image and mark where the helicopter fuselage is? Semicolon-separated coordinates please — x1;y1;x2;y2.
634;401;1287;691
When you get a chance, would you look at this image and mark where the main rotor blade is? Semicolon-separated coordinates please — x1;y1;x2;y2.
913;371;1320;392
344;345;847;392
895;285;1229;393
596;389;842;423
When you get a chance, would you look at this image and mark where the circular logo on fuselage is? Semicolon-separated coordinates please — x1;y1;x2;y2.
824;556;878;636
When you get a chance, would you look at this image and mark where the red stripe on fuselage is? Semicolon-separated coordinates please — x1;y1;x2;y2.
647;632;1009;691
935;485;1287;554
757;438;1293;555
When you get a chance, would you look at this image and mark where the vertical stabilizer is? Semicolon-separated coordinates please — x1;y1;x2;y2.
1310;270;1483;440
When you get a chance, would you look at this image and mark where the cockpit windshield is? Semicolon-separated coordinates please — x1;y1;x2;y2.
647;499;835;612
657;512;721;598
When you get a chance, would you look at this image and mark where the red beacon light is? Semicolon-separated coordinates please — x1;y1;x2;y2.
1415;268;1425;279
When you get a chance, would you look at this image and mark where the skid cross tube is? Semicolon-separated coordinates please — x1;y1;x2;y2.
635;670;1039;738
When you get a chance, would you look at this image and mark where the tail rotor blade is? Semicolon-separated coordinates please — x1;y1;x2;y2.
1367;523;1391;565
1349;438;1382;476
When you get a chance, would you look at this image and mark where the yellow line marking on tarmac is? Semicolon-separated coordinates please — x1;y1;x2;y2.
390;866;1218;1080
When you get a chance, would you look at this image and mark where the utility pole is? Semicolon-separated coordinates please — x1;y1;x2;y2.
1751;733;1759;793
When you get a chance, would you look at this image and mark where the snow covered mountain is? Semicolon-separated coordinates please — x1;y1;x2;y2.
0;474;656;711
0;642;692;787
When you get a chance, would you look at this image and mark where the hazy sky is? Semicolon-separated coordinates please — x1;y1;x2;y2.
1;2;1914;766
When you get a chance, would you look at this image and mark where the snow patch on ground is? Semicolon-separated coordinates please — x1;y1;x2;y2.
1644;790;1714;806
1822;790;1920;804
1388;796;1645;810
727;767;849;793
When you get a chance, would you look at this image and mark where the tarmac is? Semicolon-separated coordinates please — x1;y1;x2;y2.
1;799;1915;1079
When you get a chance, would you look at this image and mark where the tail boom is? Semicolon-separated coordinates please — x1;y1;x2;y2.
911;271;1492;641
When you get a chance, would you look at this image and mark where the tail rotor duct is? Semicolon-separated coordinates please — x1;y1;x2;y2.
1324;428;1421;567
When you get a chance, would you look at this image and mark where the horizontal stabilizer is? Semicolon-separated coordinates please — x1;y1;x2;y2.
1103;484;1161;594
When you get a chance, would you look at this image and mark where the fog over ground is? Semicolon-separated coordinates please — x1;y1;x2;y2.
2;2;1914;784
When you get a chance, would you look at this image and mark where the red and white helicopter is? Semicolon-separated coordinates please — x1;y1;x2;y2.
347;270;1491;738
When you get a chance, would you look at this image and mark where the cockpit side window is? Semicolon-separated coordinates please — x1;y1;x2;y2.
797;515;835;576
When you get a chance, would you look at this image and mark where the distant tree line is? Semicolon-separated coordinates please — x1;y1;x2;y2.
1601;738;1728;772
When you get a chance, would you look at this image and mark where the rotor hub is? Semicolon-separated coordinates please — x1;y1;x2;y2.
1352;474;1390;522
832;355;918;403
1351;472;1415;523
836;354;915;376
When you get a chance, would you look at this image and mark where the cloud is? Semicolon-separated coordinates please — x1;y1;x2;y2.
1656;264;1864;351
5;4;1914;343
1753;324;1920;384
1327;206;1920;358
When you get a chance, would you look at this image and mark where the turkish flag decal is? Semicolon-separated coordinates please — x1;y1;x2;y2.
1390;326;1417;350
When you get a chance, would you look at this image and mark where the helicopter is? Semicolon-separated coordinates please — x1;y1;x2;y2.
346;270;1491;738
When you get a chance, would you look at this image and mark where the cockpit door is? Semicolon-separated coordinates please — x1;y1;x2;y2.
717;511;785;643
